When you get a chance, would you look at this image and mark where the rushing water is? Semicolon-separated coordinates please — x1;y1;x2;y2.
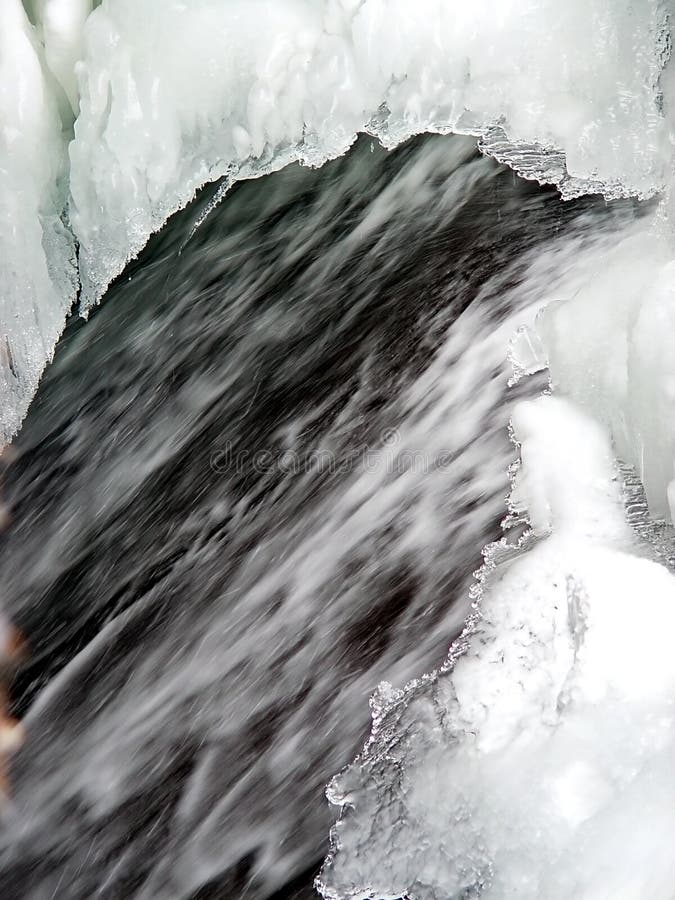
0;133;641;899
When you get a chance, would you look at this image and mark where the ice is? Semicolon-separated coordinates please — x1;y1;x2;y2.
1;0;672;439
0;0;77;444
506;326;547;386
3;1;675;890
535;227;675;524
31;0;94;116
318;396;675;900
69;0;669;308
498;212;675;524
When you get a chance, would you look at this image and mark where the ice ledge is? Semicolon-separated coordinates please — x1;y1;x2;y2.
1;0;671;442
71;0;669;310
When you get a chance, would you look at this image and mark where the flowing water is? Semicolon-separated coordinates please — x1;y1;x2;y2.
0;133;642;898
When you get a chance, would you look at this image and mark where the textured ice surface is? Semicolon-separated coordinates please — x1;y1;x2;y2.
31;0;94;116
500;214;675;524
0;0;78;443
70;0;670;309
1;0;672;440
318;396;675;900
534;226;675;524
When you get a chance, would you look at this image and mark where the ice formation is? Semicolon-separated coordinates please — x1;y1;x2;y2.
67;0;669;309
319;396;675;899
30;0;94;116
0;0;77;443
5;1;675;896
1;0;672;440
536;236;675;526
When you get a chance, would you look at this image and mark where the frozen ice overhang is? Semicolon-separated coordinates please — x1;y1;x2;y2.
0;0;671;444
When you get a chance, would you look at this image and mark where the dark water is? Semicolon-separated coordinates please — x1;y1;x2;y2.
0;134;638;899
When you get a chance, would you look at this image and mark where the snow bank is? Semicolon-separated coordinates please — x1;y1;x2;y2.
318;396;675;900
